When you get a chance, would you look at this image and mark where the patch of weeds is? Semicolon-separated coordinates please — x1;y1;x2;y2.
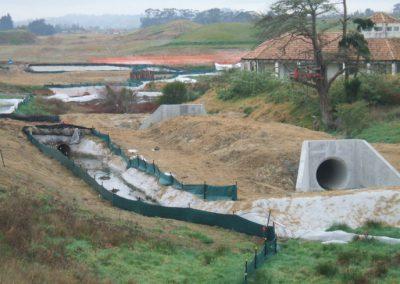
151;238;177;254
186;231;214;245
337;250;364;266
341;267;368;284
202;251;215;265
327;223;353;232
215;245;230;256
243;106;254;117
253;270;274;283
315;261;338;277
172;227;214;245
367;260;388;278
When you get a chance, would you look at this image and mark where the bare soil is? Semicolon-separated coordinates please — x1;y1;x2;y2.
62;113;400;201
62;113;329;199
0;64;130;86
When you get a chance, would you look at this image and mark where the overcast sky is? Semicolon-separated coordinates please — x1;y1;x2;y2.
1;0;398;21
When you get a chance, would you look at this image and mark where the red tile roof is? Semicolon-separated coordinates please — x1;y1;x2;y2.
242;32;400;62
370;12;400;24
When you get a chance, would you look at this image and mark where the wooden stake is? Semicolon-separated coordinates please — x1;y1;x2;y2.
0;150;5;167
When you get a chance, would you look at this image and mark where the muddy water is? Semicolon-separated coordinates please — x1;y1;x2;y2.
46;72;218;103
47;86;162;103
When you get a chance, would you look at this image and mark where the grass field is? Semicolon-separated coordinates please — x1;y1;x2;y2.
0;30;36;45
170;22;258;46
0;120;262;283
250;236;400;283
0;21;255;63
356;121;400;144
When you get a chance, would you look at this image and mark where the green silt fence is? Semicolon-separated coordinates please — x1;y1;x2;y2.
23;125;267;237
91;128;238;201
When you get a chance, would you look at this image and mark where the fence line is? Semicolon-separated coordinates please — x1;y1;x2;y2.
91;128;238;201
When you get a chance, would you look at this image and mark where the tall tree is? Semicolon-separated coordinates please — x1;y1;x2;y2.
394;3;400;15
257;0;368;129
27;19;56;36
0;14;14;31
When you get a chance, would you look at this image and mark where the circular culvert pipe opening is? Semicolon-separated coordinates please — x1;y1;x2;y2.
57;143;71;157
316;158;347;190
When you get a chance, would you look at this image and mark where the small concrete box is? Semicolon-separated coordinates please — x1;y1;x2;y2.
140;104;207;130
296;139;400;192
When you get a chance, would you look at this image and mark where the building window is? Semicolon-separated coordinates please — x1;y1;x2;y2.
387;27;393;31
374;27;383;31
395;27;400;31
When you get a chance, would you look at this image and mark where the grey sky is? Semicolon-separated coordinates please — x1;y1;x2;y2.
1;0;398;21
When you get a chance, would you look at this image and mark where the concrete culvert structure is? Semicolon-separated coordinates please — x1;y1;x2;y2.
316;158;347;190
296;139;400;192
57;143;71;157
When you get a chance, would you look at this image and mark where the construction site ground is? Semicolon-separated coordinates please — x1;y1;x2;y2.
0;118;257;245
61;113;400;201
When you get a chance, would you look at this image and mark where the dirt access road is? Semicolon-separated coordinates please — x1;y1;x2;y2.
0;64;130;86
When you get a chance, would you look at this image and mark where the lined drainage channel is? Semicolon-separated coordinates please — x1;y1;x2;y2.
31;130;230;210
33;133;156;203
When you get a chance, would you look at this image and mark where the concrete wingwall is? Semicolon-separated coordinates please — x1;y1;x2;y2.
296;139;400;192
140;104;207;130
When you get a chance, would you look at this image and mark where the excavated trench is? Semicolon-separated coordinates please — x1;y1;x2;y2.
32;127;156;203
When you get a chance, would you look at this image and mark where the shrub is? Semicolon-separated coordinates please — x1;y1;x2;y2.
243;106;254;117
337;101;370;136
327;223;352;232
217;70;281;100
159;82;188;104
359;74;400;105
315;261;338;277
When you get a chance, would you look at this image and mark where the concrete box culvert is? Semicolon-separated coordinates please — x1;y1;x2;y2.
296;139;400;192
140;104;207;129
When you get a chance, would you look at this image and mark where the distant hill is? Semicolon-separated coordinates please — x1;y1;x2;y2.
128;20;201;40
16;14;141;30
172;22;258;45
0;30;36;45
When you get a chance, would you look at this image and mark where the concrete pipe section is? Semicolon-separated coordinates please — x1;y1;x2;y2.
57;143;71;157
316;158;348;190
296;139;400;192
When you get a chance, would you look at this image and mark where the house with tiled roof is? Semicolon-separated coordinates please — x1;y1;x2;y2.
242;12;400;78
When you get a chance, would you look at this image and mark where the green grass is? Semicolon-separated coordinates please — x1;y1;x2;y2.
128;20;201;40
171;226;214;244
249;239;400;283
67;240;250;283
14;96;51;115
0;93;25;99
356;121;400;143
327;221;400;239
173;22;258;44
0;189;257;283
0;83;42;94
0;30;36;45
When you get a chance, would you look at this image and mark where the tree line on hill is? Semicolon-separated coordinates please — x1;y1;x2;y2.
0;13;86;35
140;8;260;27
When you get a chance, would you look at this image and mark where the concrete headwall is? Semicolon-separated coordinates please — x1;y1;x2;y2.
140;104;207;130
296;139;400;192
